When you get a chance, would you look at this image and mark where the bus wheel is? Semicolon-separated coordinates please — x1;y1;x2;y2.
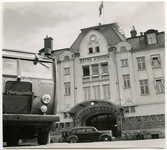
38;131;49;145
7;138;19;146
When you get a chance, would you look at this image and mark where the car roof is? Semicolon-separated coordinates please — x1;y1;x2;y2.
70;126;96;130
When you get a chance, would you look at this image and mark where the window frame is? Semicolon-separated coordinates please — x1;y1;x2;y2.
146;33;157;45
64;67;70;75
93;85;100;99
154;78;165;94
139;79;149;95
123;74;130;88
64;82;71;95
121;59;128;67
136;57;146;70
83;86;91;100
103;84;110;99
150;54;161;68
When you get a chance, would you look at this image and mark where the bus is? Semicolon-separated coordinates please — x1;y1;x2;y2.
2;48;59;146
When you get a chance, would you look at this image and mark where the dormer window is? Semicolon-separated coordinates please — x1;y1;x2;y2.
146;33;157;45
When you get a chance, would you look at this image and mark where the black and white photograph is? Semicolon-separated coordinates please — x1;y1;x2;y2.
1;0;165;149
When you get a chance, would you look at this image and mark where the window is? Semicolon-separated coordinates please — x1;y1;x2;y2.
121;59;128;67
129;117;134;123
103;84;110;99
101;63;108;74
64;56;70;60
92;65;99;75
60;123;64;129
136;117;141;123
64;68;70;75
130;106;135;113
147;33;157;45
143;116;148;122
123;106;135;113
63;112;68;119
84;87;91;100
154;78;165;93
95;46;100;52
124;107;129;113
65;122;70;128
93;86;100;99
83;66;90;77
123;75;130;88
137;57;146;70
89;48;93;54
139;80;149;94
64;82;70;95
150;55;161;68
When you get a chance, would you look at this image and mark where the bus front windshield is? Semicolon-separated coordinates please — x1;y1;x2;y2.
20;60;53;79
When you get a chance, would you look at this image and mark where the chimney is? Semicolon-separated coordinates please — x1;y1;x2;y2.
130;25;137;37
44;35;53;50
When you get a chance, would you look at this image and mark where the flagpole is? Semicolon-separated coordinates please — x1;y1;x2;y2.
103;2;105;24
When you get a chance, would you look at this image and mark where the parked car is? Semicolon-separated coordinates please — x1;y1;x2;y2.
61;126;112;143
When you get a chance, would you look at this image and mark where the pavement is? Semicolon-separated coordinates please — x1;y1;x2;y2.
3;138;165;149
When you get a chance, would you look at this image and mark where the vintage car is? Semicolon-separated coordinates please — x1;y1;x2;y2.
61;126;112;143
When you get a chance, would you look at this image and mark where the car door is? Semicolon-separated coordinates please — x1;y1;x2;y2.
86;128;99;141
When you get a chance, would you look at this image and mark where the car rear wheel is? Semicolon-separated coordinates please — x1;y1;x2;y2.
69;137;77;143
102;135;111;141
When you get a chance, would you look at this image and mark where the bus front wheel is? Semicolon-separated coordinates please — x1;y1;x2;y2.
38;131;49;145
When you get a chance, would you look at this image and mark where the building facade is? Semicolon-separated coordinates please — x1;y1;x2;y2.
49;23;165;139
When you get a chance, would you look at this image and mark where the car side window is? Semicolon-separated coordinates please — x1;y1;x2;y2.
70;129;77;133
86;128;93;132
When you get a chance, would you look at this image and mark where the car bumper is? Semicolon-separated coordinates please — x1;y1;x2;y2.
3;114;60;122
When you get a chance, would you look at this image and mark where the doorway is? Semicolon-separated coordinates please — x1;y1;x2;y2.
86;113;118;137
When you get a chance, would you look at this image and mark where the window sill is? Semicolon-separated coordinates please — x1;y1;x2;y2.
123;87;131;89
156;92;165;94
140;93;150;96
82;76;90;79
137;69;147;71
152;67;161;69
64;94;71;96
88;52;100;54
92;75;99;77
64;74;70;76
101;73;109;76
121;65;129;68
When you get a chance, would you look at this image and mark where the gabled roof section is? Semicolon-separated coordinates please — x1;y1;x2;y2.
70;22;126;53
52;48;70;58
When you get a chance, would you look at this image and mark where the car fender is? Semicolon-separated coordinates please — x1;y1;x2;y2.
99;133;112;140
66;135;78;142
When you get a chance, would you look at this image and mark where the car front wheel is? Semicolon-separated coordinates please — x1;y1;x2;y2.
102;135;111;141
69;137;77;143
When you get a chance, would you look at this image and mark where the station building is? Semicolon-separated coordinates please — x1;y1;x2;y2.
44;22;165;139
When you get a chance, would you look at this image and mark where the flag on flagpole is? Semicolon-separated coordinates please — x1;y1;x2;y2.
99;1;103;17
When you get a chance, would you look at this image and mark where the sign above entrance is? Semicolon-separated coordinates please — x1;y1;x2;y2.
80;54;109;63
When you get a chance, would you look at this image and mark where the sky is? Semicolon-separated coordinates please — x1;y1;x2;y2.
1;1;165;53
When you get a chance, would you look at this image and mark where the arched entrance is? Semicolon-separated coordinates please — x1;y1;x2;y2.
68;100;122;137
86;113;118;137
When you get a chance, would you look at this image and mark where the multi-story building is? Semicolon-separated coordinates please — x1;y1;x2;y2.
37;23;166;139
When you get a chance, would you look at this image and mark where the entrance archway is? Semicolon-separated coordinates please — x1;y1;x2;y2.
86;113;118;137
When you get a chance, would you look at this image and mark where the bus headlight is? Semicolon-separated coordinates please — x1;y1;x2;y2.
40;105;47;113
41;94;51;104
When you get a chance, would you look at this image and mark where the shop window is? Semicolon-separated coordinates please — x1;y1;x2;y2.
124;107;129;113
123;106;135;113
154;78;165;93
64;82;70;95
123;74;130;88
83;87;91;100
129;117;134;123
136;116;141;123
92;64;99;75
136;57;146;70
64;67;70;75
146;33;157;45
121;59;128;67
101;63;108;74
150;55;161;68
139;79;149;95
83;66;90;77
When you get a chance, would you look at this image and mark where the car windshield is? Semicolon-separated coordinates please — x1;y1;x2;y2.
20;60;53;79
3;58;17;75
